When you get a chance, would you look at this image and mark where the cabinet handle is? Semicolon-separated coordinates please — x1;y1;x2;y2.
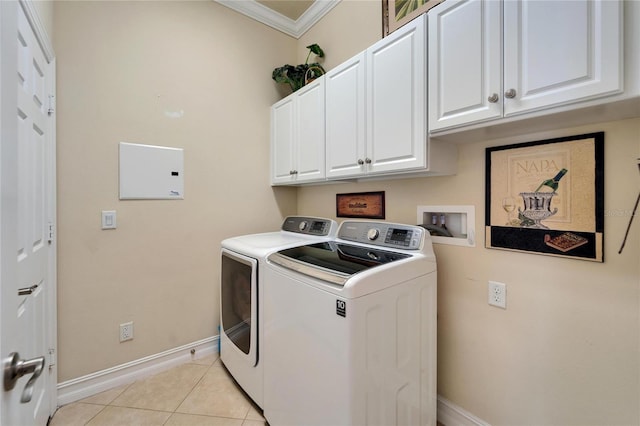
504;89;517;99
357;159;364;165
365;158;372;164
289;170;298;175
487;93;499;103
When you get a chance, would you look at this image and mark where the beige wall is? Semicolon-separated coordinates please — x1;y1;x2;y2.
53;0;297;381
297;1;640;424
297;0;382;70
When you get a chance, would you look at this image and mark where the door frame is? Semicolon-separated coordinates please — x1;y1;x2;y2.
0;0;57;422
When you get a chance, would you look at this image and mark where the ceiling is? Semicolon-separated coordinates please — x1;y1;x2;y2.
257;0;315;20
214;0;340;38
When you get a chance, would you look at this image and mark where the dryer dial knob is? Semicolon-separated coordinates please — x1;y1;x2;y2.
298;221;308;231
367;228;380;240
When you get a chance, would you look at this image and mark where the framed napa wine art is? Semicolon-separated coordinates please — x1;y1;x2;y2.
485;133;604;262
382;0;442;36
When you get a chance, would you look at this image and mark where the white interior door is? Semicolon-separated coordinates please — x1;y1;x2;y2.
1;1;56;425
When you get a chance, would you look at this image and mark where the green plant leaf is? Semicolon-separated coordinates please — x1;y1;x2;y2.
306;43;325;58
272;65;294;84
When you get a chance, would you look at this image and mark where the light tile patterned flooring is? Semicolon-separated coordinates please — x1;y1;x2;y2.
50;354;265;426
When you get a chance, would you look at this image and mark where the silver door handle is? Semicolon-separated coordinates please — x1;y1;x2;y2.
3;352;45;403
18;284;39;296
487;93;499;103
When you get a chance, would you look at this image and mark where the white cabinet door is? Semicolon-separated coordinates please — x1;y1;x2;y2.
367;14;426;174
270;78;326;185
295;78;326;182
270;96;295;185
428;0;623;132
428;0;502;130
503;0;621;115
325;52;366;179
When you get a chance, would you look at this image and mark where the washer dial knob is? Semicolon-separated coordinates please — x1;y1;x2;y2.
367;228;380;240
298;221;308;231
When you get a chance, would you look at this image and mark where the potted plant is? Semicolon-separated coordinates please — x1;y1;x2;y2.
272;44;326;93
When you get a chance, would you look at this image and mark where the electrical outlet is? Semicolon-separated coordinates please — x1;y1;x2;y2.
120;321;134;342
488;281;506;309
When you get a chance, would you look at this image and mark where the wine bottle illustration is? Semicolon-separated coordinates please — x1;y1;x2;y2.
535;168;568;192
518;168;567;229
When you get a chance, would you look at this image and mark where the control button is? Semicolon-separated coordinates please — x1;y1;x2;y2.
367;228;380;240
298;221;308;231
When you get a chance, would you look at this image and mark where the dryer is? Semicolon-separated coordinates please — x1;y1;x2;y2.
219;216;337;408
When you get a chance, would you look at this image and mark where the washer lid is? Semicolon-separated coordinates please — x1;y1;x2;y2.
268;241;411;286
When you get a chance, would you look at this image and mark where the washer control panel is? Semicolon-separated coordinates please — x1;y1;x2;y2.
282;216;336;236
338;221;424;250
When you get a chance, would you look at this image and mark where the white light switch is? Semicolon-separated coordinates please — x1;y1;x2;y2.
102;210;117;230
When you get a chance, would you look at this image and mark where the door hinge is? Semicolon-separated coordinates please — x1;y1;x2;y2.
47;95;55;116
48;222;54;244
48;348;56;371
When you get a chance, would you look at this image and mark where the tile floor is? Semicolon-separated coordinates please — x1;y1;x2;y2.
50;354;265;426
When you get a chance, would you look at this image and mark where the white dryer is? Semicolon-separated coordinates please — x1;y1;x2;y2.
263;220;437;426
219;216;337;408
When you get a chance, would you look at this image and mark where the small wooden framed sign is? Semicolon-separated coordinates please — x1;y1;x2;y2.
336;191;385;219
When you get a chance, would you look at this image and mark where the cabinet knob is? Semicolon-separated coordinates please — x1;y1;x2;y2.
504;89;517;99
357;159;364;165
487;93;499;103
365;158;372;164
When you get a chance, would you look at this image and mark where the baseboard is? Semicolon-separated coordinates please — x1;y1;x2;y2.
437;395;490;426
57;336;218;407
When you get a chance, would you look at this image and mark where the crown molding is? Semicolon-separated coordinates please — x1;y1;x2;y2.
214;0;340;39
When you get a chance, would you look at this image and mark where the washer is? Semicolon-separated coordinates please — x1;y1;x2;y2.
263;220;437;426
219;216;337;408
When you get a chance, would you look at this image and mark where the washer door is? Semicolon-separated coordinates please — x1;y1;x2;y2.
220;249;258;366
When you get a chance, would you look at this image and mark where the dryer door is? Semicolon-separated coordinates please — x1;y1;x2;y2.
220;249;258;366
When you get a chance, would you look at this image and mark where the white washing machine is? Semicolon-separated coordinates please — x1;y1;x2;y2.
263;220;438;426
219;216;337;408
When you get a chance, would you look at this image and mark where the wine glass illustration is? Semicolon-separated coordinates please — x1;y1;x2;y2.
502;196;516;225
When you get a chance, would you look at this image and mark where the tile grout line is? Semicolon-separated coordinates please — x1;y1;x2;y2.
160;359;213;425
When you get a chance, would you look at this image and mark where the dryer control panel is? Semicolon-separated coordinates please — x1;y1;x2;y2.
337;221;424;250
281;216;337;236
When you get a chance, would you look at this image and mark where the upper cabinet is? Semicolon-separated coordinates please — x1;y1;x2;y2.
271;0;634;185
271;77;326;185
326;16;428;179
365;15;427;175
326;15;455;180
428;0;623;132
325;52;366;179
